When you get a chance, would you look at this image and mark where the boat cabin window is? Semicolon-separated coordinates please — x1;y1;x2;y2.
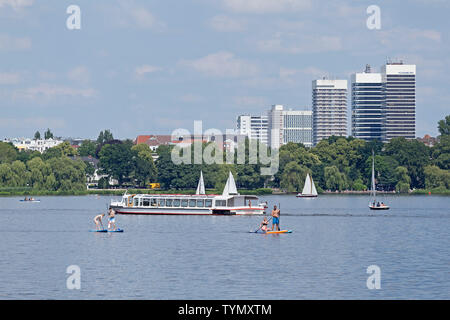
205;199;212;207
151;199;157;207
173;199;180;207
215;200;226;207
189;199;196;207
134;198;139;207
158;199;165;207
181;199;188;207
143;199;150;207
166;199;173;207
196;199;204;207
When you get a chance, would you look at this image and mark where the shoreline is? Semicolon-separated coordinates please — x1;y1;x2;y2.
1;188;449;197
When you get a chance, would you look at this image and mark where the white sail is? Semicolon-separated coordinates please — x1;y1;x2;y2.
302;173;312;195
310;175;318;196
301;173;318;196
196;171;206;195
222;171;238;196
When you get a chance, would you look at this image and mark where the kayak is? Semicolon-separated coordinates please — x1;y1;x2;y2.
90;229;108;233
20;200;40;203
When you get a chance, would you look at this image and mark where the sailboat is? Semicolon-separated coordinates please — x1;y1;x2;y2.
296;173;318;198
369;151;389;210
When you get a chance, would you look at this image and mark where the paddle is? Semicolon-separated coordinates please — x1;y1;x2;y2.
253;216;272;233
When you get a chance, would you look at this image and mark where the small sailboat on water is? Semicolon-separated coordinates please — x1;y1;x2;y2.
296;173;318;198
369;151;389;210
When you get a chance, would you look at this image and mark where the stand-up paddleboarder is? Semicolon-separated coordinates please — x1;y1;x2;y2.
271;205;280;231
94;213;105;230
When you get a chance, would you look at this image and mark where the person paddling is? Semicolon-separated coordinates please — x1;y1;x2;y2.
271;205;280;231
94;213;105;230
260;216;270;233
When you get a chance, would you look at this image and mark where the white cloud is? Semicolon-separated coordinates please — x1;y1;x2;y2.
258;35;343;54
223;0;312;14
181;52;259;78
279;66;329;80
111;1;166;31
135;65;162;77
0;34;31;51
180;94;205;103
376;27;442;49
0;72;21;84
0;117;65;130
234;96;267;107
67;66;90;84
13;83;97;100
208;15;246;32
0;0;33;10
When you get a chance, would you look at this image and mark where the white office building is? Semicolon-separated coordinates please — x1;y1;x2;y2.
236;115;268;145
381;62;416;141
312;79;348;145
268;105;313;149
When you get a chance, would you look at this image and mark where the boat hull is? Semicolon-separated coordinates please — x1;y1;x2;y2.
111;206;264;216
296;194;317;198
369;206;390;210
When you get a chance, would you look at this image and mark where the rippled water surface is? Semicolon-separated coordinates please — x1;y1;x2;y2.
0;194;449;299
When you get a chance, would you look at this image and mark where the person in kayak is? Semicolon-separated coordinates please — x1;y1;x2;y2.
108;208;117;231
260;217;270;233
94;213;105;230
271;205;280;231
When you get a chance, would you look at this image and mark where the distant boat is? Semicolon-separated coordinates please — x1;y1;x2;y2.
296;173;318;198
369;150;390;210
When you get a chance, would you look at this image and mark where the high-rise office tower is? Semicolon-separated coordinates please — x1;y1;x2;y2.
236;115;268;145
268;104;284;150
282;109;313;148
381;62;416;141
351;65;383;141
267;105;313;149
312;79;348;145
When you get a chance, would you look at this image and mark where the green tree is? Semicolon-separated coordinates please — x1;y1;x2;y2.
432;135;450;170
99;142;133;185
97;130;114;145
424;165;450;189
384;137;431;189
324;166;347;191
78;140;97;157
0;142;17;164
438;115;450;136
44;128;54;139
34;131;41;140
131;144;157;187
280;161;309;192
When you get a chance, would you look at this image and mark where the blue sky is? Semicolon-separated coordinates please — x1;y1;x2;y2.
0;0;449;139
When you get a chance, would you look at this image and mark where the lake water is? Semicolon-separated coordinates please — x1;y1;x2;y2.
0;194;449;299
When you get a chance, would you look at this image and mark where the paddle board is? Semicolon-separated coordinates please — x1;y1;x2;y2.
251;230;292;234
108;229;124;233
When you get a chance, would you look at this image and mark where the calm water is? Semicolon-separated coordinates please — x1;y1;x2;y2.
0;194;449;299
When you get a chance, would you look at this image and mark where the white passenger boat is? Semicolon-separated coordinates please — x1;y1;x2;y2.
109;171;266;215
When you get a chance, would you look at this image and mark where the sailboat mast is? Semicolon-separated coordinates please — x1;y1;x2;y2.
371;150;376;201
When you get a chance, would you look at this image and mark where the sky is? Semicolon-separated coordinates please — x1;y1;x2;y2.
0;0;449;140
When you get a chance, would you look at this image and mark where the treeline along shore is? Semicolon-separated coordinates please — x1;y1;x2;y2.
1;116;449;196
